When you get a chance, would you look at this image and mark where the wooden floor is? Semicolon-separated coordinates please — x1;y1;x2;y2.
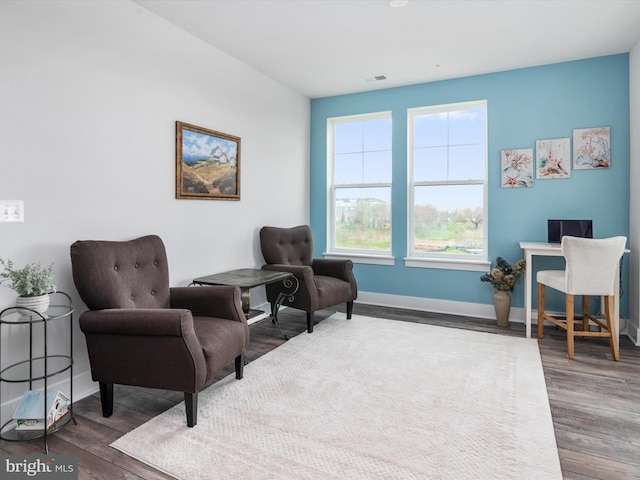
3;304;640;479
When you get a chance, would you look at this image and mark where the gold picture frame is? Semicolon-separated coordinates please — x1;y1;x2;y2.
176;121;240;200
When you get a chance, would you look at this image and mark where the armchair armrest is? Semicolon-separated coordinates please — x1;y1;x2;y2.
262;264;316;286
312;258;354;282
170;285;245;323
79;308;195;336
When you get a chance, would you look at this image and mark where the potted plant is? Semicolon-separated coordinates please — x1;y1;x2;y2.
480;257;525;327
0;258;57;314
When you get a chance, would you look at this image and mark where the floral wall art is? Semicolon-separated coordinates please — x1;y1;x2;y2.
501;148;533;188
536;138;571;179
573;126;610;169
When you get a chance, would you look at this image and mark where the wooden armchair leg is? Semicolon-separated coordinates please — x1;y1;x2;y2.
185;392;198;427
566;294;575;359
605;296;620;361
99;382;114;418
582;296;590;332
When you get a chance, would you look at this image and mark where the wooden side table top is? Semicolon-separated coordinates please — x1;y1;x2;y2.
192;268;293;289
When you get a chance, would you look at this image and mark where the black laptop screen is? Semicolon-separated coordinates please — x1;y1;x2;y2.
547;220;593;244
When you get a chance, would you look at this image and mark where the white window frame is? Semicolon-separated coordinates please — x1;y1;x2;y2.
405;100;489;272
326;111;394;265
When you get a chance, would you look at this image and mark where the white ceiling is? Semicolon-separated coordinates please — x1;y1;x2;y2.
134;0;640;99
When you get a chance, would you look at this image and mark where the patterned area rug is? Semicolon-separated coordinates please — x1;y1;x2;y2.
111;314;562;479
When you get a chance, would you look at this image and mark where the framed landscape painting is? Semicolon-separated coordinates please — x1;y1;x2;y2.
176;121;241;200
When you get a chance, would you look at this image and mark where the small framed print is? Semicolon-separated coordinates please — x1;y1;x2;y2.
501;148;533;188
536;138;570;179
573;126;610;169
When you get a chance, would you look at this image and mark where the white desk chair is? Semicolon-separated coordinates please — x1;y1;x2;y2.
537;236;627;361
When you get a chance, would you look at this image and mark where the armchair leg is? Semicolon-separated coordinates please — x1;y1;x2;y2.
99;382;114;418
346;301;353;319
307;312;314;333
185;392;198;427
235;351;245;379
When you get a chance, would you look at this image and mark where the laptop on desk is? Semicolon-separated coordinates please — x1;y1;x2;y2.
547;219;593;245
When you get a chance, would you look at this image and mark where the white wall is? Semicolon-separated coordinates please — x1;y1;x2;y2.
0;0;309;419
629;41;640;344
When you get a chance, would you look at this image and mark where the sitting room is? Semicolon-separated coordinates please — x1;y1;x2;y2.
1;1;640;479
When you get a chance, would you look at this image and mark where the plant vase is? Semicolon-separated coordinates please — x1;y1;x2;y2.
15;294;50;315
493;290;512;327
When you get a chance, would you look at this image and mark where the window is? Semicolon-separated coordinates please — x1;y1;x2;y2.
327;112;392;259
407;101;487;267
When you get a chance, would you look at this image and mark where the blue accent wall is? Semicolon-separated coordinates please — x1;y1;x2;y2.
310;55;630;315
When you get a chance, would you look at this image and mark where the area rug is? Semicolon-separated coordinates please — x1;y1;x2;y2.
111;314;562;479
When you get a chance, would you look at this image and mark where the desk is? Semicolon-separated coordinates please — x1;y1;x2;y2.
519;242;628;344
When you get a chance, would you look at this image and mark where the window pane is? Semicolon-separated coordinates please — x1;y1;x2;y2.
413;147;447;181
449;108;485;145
363;117;392;151
449;145;485;180
335;122;362;154
413;184;483;255
329;112;392;254
414;113;447;147
335;153;362;184
363;151;392;183
335;187;391;251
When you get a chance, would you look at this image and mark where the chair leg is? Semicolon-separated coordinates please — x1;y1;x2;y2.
346;301;354;319
566;294;575;359
99;382;114;418
270;301;276;323
235;351;245;379
537;283;545;339
605;295;620;361
307;312;314;333
185;392;198;427
582;296;590;332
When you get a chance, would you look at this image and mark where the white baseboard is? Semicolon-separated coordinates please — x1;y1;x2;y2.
354;291;525;323
353;291;637;345
626;319;640;345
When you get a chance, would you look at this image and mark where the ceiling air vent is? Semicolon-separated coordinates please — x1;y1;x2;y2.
362;75;387;83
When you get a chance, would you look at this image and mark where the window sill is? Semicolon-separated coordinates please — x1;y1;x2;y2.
323;252;395;266
404;256;490;272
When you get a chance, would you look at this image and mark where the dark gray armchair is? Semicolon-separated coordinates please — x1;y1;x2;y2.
70;235;249;427
260;225;357;333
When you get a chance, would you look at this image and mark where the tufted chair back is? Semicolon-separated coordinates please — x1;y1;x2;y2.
260;224;314;267
70;235;171;310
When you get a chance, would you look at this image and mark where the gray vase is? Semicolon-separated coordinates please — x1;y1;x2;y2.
493;290;512;327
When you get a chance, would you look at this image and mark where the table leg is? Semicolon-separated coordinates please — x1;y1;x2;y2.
613;262;621;353
271;276;299;340
239;287;251;315
524;251;533;339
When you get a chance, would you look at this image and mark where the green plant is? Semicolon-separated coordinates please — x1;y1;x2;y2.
0;258;56;297
480;257;526;292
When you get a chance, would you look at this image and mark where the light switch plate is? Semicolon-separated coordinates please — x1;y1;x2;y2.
0;200;24;223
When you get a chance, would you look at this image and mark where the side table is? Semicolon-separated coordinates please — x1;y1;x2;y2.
192;268;299;339
0;291;75;454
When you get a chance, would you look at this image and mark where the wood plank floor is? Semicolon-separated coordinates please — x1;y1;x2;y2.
3;304;640;479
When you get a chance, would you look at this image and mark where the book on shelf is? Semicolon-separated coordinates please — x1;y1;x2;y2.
13;389;70;431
